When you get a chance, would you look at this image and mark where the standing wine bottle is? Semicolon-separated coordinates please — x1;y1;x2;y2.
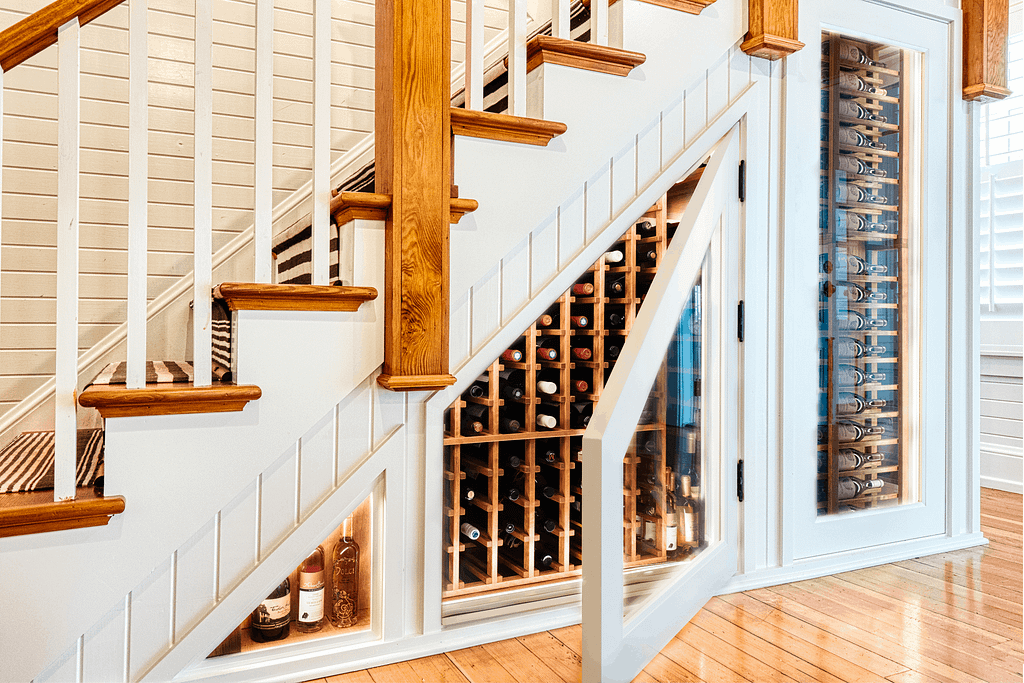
328;516;360;628
837;476;884;500
664;492;679;553
250;578;291;642
297;546;326;633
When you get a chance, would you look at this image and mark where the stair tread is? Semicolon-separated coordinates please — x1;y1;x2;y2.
0;491;125;538
525;35;646;77
79;382;262;418
214;282;378;311
450;108;568;146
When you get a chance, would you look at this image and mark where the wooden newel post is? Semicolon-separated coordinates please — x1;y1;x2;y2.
741;0;804;60
375;0;458;392
963;0;1012;102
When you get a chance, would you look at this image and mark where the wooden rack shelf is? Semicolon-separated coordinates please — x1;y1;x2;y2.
818;32;908;515
442;194;696;600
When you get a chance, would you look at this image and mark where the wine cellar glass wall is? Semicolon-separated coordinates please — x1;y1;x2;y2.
443;169;709;599
818;32;911;515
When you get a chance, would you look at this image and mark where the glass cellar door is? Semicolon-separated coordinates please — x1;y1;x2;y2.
581;128;741;683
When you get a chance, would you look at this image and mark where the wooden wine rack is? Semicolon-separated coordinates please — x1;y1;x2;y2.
818;33;908;514
442;198;687;599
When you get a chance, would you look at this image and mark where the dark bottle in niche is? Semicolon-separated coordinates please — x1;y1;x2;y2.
638;247;658;264
499;479;522;502
535;510;557;533
607;310;626;328
499;415;521;433
499;369;525;401
571;402;592;429
296;546;326;633
328;515;360;628
535;474;557;500
539;446;559;465
635;219;656;236
467;374;488;398
499;449;523;471
250;578;291;642
462;472;480;501
461;403;487;435
606;276;626;296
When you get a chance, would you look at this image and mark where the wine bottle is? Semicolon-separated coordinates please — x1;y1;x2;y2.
836;209;890;232
536;549;555;571
461;403;487;435
250;579;291;642
537;379;558;395
837;127;886;151
499;480;521;502
607;311;626;328
837;99;887;122
571;378;589;393
836;420;886;442
536;411;558;429
535;511;557;533
635;220;656;236
571;346;592;360
638;434;659;454
460;522;481;540
838;72;886;95
537;312;555;327
606;342;622;359
537;338;559;361
535;474;557;500
328;516;360;628
500;451;523;470
836;183;888;204
498;369;525;401
836;448;885;470
835;336;885;358
539;447;559;465
462;474;479;501
469;374;492;398
571;282;595;296
679;493;698;548
571;315;589;328
835;280;886;303
844;254;887;275
606;277;625;296
837;476;884;500
638;248;658;263
836;155;887;178
664;492;679;552
570;402;592;429
499;416;522;433
824;309;886;330
836;392;887;415
837;364;886;386
297;546;326;633
500;348;523;362
838;42;886;67
605;249;624;263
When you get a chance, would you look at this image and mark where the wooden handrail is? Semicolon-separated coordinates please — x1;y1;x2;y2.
0;496;125;538
0;0;126;71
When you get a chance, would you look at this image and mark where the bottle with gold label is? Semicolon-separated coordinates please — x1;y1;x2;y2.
329;516;360;628
296;546;326;633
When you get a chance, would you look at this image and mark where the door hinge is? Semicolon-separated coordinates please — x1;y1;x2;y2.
738;160;746;202
737;300;744;342
737;460;745;502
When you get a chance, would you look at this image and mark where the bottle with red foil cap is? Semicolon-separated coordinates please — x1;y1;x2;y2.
571;282;594;296
571;347;592;360
571;378;589;393
500;348;524;363
537;338;559;361
570;315;589;328
296;545;326;633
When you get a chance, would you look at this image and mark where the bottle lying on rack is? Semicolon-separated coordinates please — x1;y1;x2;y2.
836;209;891;232
837;448;885;470
499;451;523;471
837;99;887;123
837;127;887;151
462;473;479;501
836;392;887;415
537;338;559;361
638;247;658;264
535;474;557;500
499;369;525;401
834;280;887;303
571;315;589;328
537;379;558;395
571;346;593;360
460;521;481;540
500;348;523;362
499;479;521;502
837;476;884;499
539;447;559;464
535;510;558;533
835;420;887;442
536;411;558;429
499;416;521;433
837;42;887;68
461;403;487;435
607;277;626;296
605;249;625;263
467;375;488;398
606;342;622;359
572;282;595;296
836;184;888;205
607;310;626;328
571;402;593;429
535;546;556;571
836;155;887;177
837;364;886;386
844;254;888;275
635;220;657;236
825;309;887;330
838;72;887;96
835;336;886;358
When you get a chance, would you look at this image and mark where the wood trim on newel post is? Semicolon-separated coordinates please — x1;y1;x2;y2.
963;0;1012;102
741;0;804;60
375;0;457;392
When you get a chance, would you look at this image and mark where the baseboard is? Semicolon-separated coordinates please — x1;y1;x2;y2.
981;477;1024;494
981;446;1023;494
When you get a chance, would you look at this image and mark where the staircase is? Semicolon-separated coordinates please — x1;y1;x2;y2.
0;0;770;680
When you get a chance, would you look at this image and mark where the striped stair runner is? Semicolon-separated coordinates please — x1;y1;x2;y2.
0;429;104;494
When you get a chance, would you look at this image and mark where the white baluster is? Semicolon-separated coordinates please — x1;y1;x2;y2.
55;18;80;502
126;0;148;390
254;0;273;284
465;0;484;110
312;0;331;285
508;0;528;117
193;0;213;388
551;0;570;39
590;0;608;46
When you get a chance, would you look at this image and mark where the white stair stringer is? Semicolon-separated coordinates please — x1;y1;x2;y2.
5;222;385;683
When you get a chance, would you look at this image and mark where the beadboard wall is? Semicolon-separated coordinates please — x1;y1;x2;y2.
981;351;1023;493
0;0;511;423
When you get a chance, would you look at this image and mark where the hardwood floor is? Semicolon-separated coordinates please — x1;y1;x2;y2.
310;489;1022;683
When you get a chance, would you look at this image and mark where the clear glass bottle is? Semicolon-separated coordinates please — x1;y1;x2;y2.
296;546;326;633
329;516;360;628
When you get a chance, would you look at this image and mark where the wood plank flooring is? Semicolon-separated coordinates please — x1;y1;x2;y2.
309;489;1022;683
